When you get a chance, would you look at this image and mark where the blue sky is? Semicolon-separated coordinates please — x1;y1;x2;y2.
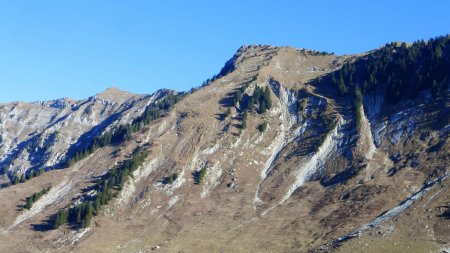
0;0;449;102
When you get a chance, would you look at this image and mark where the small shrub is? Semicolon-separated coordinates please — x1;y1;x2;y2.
194;165;207;185
164;172;179;184
257;122;268;132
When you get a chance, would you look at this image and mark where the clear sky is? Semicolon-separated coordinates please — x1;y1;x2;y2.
0;0;449;102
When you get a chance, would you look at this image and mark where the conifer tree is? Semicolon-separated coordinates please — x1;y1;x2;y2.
20;174;26;183
25;197;33;210
12;175;19;185
225;107;231;118
263;86;272;109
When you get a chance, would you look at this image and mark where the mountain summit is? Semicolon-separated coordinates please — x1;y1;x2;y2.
95;86;137;103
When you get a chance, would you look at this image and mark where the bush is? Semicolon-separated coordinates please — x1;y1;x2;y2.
258;122;268;132
194;165;207;185
165;172;179;184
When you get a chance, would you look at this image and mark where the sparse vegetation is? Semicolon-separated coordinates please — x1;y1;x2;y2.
232;84;248;106
239;86;272;113
12;175;19;185
440;206;450;219
24;186;51;210
66;94;182;167
164;172;179;184
52;151;147;229
315;111;339;152
241;119;247;129
222;107;232;121
2;32;450;253
26;170;36;180
53;209;69;229
241;111;248;129
194;165;207;185
201;55;237;87
354;86;363;132
3;168;45;188
301;48;334;56
257;122;268;132
53;200;94;229
19;174;25;183
296;99;307;114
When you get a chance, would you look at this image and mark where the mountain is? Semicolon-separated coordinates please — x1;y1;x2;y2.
0;36;448;253
0;87;175;182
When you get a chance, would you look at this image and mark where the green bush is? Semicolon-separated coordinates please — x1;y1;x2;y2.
194;165;207;185
167;172;179;184
258;122;268;132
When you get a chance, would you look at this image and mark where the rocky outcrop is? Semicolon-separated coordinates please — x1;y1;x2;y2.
0;88;174;184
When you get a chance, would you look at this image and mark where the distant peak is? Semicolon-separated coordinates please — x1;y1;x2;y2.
97;86;134;97
99;86;127;95
95;86;138;103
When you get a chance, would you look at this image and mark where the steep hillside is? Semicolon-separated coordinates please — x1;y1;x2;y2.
0;87;174;185
0;36;448;253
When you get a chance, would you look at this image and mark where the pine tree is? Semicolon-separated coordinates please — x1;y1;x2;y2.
354;86;363;131
12;175;19;185
82;203;93;228
241;111;248;129
434;44;443;59
260;100;267;113
25;197;33;210
432;79;440;96
53;209;68;229
29;170;36;179
263;86;272;109
258;122;268;132
225;107;231;117
338;75;348;95
76;205;82;223
20;174;26;183
196;166;207;184
241;118;247;129
93;196;101;213
247;97;255;112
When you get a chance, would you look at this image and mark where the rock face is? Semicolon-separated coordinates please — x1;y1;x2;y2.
0;87;173;183
0;43;448;253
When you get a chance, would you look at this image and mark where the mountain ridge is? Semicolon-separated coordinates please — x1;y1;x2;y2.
0;35;448;253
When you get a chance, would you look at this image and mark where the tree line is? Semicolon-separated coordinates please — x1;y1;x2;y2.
326;35;449;103
1;168;46;189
